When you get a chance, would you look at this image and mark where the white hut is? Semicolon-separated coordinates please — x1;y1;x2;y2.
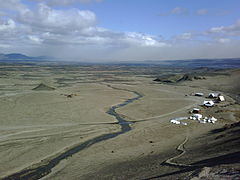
209;116;217;123
190;114;203;121
208;93;220;98
191;108;201;113
203;100;214;107
170;120;180;124
199;120;207;124
218;95;225;102
195;93;204;97
181;122;187;126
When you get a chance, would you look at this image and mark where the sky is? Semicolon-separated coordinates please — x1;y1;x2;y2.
0;0;240;61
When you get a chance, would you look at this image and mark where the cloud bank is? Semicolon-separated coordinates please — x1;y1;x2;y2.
0;1;240;61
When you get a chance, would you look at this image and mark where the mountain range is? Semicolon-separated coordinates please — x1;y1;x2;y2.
0;53;52;61
0;53;240;68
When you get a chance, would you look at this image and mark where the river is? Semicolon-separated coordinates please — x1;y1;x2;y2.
4;84;143;180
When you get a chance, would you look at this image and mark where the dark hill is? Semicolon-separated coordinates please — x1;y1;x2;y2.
154;73;205;83
32;83;55;91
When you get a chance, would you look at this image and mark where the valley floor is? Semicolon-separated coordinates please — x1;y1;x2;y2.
0;65;239;180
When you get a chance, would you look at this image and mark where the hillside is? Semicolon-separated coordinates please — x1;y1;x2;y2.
0;53;52;62
32;83;55;91
153;73;206;83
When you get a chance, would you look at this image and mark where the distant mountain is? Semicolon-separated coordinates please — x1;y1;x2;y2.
93;58;240;68
0;53;239;68
143;58;240;68
5;53;32;60
0;53;53;62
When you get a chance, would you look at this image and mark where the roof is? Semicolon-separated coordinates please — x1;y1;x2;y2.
190;113;203;120
170;120;180;124
218;96;225;101
193;114;203;118
210;117;217;121
208;93;220;98
195;93;204;96
203;100;214;107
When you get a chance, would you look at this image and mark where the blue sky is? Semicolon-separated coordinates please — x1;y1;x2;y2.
0;0;240;61
79;0;240;37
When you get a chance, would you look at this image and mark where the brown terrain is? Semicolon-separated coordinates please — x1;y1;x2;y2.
0;63;239;180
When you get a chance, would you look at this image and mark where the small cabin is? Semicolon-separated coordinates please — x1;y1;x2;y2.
195;93;204;97
192;108;201;113
170;120;180;124
208;93;220;98
190;114;203;120
203;100;214;107
193;114;203;120
218;95;225;102
210;116;217;122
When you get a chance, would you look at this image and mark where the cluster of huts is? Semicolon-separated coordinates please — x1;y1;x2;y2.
189;114;217;124
170;92;225;125
196;92;225;107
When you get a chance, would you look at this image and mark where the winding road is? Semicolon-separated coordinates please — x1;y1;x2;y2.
161;136;193;168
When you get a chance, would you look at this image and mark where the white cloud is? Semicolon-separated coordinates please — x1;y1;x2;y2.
124;32;169;47
159;7;189;16
171;20;240;46
0;19;16;31
196;9;208;16
209;26;225;33
16;3;96;34
0;0;170;53
208;20;240;36
0;0;24;10
0;0;239;61
0;1;169;50
217;38;231;43
28;35;43;44
171;7;189;15
27;0;103;7
176;32;193;40
0;44;11;48
160;8;210;17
